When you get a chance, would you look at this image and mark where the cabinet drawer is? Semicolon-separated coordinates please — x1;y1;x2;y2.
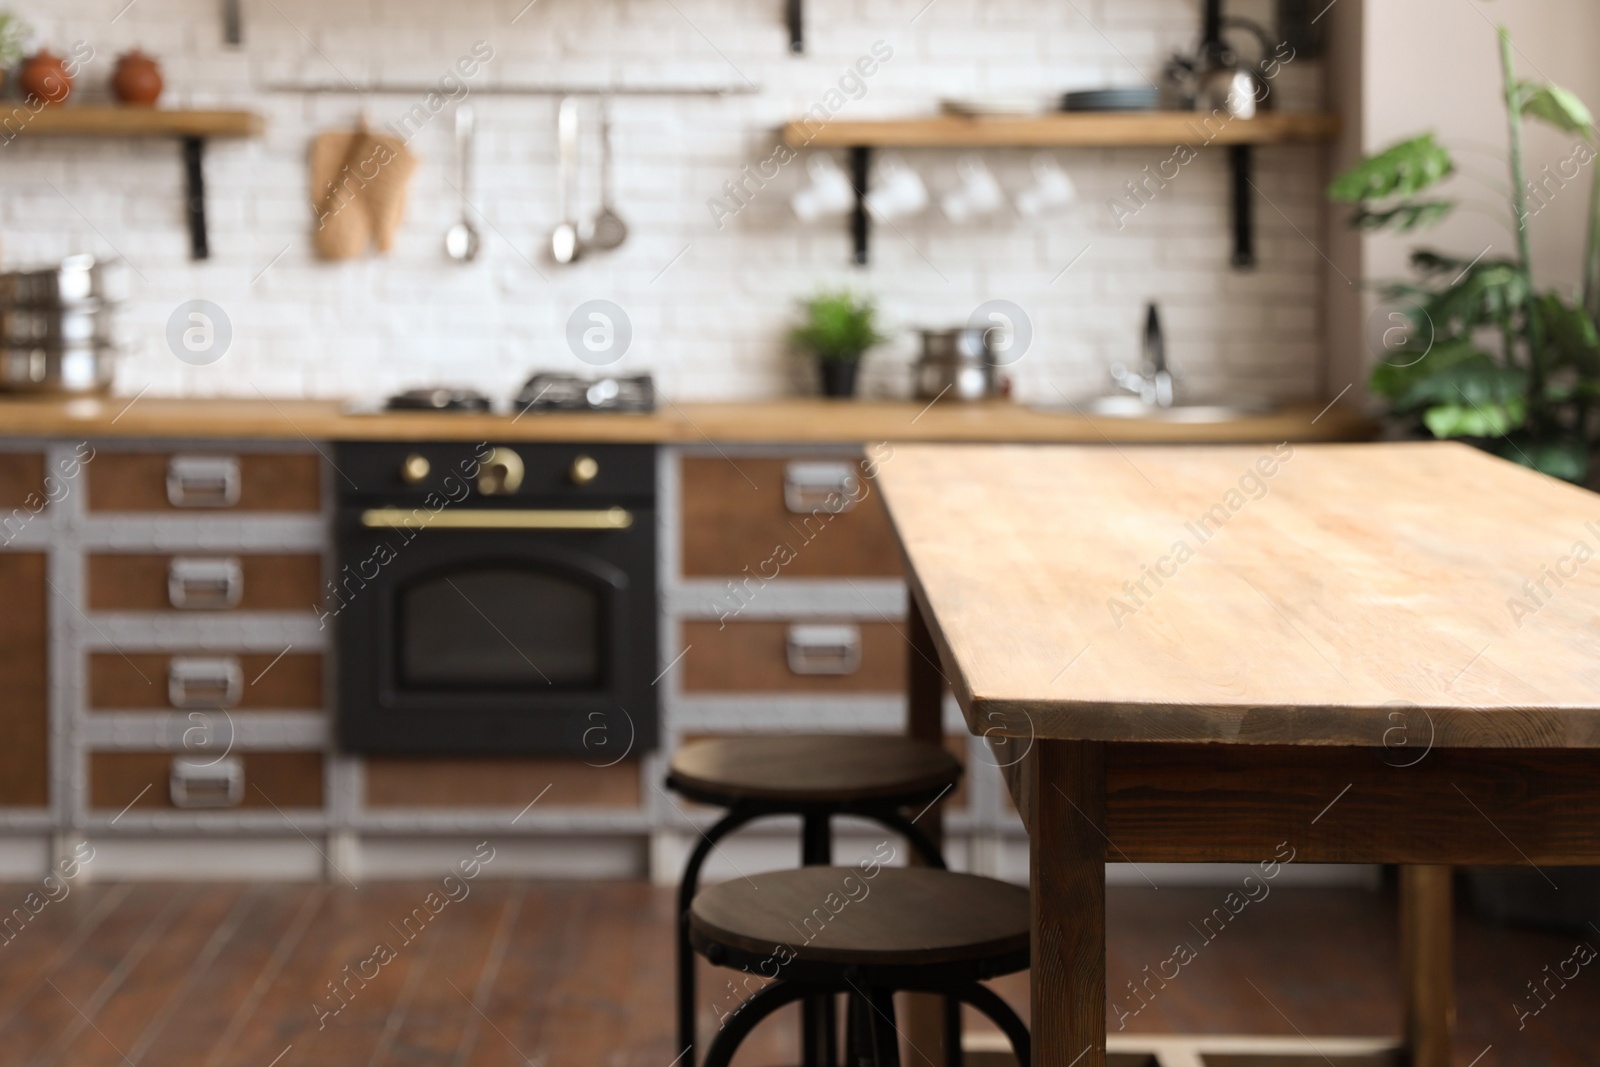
87;452;322;512
0;552;47;807
364;758;641;809
88;652;323;710
680;620;905;693
87;553;322;612
90;751;324;811
680;456;901;578
0;452;45;510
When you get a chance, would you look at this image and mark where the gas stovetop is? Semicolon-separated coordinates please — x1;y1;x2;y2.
370;374;655;415
514;373;655;414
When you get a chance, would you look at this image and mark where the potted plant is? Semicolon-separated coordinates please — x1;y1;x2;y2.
1329;26;1600;483
789;289;886;399
0;11;31;92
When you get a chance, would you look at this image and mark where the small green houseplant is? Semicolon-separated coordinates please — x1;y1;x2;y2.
0;11;32;88
1329;27;1600;482
789;289;886;398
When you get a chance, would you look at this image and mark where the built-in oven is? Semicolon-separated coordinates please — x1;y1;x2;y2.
334;441;657;757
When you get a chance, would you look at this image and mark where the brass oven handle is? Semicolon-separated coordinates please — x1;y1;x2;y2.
360;507;633;530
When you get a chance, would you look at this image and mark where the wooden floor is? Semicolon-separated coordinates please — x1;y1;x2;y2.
0;878;1592;1066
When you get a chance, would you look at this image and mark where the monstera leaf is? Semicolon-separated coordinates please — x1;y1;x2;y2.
1328;134;1456;203
1537;294;1600;373
1422;261;1529;331
1500;434;1589;481
1518;81;1594;136
1351;201;1455;232
1423;398;1526;438
1369;337;1524;413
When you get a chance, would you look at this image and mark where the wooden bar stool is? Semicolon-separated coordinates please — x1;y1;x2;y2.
689;866;1031;1067
667;734;962;1067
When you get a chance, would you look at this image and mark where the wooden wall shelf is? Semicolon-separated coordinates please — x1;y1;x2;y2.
781;111;1342;269
2;106;265;260
5;106;263;138
782;111;1340;149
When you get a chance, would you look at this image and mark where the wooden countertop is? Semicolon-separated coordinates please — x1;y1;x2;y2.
879;441;1600;748
0;397;1375;444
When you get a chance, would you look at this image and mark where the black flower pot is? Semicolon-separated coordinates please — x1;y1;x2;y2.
818;359;860;398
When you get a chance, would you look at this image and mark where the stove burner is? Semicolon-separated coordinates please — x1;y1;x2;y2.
515;373;655;414
385;387;492;413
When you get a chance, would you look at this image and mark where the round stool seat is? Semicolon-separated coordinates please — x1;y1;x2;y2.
668;734;961;806
690;866;1029;982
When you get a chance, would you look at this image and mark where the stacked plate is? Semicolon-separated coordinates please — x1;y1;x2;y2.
0;255;127;394
940;97;1048;117
1061;87;1180;112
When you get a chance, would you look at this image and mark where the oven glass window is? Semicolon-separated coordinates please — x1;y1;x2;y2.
398;568;602;689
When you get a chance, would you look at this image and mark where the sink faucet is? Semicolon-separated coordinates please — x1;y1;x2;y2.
1108;303;1174;408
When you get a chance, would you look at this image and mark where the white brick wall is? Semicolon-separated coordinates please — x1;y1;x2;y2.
4;0;1328;405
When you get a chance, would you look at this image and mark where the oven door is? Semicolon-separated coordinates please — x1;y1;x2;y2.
336;511;657;757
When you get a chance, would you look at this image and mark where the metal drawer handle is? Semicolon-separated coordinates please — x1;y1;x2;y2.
784;461;860;514
169;755;244;809
167;557;244;610
786;624;862;676
360;507;633;530
168;656;243;709
167;455;241;508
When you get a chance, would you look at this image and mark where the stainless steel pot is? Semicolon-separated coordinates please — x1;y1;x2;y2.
914;328;997;401
0;254;130;307
0;304;115;346
0;344;119;393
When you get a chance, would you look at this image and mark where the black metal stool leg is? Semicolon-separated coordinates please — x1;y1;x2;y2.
947;983;1030;1067
865;807;948;869
800;813;837;1067
702;980;818;1067
676;805;763;1067
865;986;901;1067
944;996;964;1067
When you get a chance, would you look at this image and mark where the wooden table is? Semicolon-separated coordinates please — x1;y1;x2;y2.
879;441;1600;1067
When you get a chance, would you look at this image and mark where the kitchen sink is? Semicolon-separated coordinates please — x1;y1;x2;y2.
1035;395;1280;423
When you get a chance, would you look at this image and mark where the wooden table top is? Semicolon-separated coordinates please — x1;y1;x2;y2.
879;441;1600;749
0;396;1374;445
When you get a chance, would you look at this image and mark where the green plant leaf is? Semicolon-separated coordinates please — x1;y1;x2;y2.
1351;201;1455;232
1422;397;1526;438
1520;81;1595;137
1369;338;1508;409
788;290;887;363
1422;260;1528;331
1328;134;1455;204
1537;293;1600;372
1500;435;1589;482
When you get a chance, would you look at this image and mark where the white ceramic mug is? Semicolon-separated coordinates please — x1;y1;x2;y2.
940;154;1006;223
864;154;930;222
1014;154;1078;217
791;153;855;223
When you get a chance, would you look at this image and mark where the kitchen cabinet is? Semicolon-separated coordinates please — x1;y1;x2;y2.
90;751;324;811
86;553;323;612
87;452;322;512
679;455;901;578
87;652;324;710
679;620;906;693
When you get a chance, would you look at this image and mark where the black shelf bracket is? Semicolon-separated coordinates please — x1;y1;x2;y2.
1230;143;1255;270
223;0;242;45
848;145;872;266
786;0;803;53
181;136;211;261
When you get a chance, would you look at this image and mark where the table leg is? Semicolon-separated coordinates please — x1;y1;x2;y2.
1033;739;1106;1067
1400;865;1454;1067
904;595;948;1067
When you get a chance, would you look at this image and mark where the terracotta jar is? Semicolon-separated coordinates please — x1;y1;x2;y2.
111;50;164;106
18;51;73;106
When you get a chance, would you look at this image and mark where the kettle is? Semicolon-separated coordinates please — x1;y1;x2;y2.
1165;18;1278;120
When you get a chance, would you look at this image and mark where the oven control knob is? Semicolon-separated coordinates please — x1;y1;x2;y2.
570;455;599;486
478;447;525;496
401;454;431;484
